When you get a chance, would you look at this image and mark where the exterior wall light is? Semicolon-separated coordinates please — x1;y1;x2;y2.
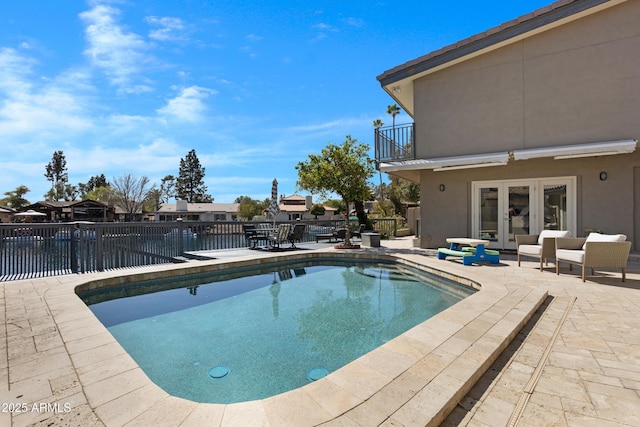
439;184;445;192
599;171;607;181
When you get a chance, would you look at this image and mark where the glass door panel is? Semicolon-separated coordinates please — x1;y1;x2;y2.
543;184;567;230
507;185;531;244
479;187;499;242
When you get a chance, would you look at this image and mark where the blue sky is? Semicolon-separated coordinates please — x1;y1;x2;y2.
1;0;552;203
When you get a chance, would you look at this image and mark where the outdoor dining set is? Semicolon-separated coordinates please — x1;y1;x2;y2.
242;222;369;251
242;223;306;250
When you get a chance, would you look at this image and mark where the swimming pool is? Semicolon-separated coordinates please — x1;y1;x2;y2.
78;258;476;403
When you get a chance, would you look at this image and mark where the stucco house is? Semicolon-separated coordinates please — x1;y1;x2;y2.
376;0;639;250
271;195;338;221
154;200;240;222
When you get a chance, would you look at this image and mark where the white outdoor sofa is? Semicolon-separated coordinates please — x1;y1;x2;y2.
555;233;632;282
516;230;571;271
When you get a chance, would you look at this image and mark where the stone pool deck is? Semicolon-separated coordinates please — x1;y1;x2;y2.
1;237;639;426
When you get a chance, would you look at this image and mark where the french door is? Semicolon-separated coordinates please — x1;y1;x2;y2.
472;177;575;250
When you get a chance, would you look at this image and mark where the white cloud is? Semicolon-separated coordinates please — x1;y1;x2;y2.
157;86;216;122
64;138;184;176
0;48;92;137
344;17;365;28
312;23;338;32
310;23;339;43
80;4;153;92
146;16;187;42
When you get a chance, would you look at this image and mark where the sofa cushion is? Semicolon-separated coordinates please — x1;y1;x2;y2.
582;232;627;249
556;249;585;264
518;244;543;256
537;229;571;245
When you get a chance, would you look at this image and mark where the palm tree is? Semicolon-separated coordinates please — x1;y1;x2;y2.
387;104;401;159
386;104;400;137
372;119;385;193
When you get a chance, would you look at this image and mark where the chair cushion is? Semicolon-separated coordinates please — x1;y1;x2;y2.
582;232;627;249
518;244;543;256
537;229;571;245
556;249;585;264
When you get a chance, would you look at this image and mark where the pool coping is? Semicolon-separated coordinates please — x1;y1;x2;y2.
2;247;548;426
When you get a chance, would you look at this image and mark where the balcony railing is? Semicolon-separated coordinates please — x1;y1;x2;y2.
374;123;415;163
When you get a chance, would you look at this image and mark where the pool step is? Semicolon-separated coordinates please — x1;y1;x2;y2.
327;286;548;426
442;294;576;426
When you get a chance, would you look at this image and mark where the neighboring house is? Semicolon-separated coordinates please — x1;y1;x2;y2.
376;0;640;250
0;206;14;223
113;205;146;222
272;195;338;221
21;200;115;222
155;200;240;221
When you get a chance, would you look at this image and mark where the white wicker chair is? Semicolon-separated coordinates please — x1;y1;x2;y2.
516;230;571;271
555;234;632;282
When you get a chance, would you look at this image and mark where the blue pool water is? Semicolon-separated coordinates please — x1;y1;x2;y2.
79;260;475;403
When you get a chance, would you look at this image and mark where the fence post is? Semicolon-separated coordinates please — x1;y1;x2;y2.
178;221;184;256
70;230;78;273
95;225;104;271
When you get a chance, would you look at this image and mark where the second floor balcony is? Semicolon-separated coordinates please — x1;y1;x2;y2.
374;123;415;163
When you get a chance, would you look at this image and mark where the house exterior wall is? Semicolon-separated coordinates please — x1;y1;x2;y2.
413;1;640;158
420;149;639;249
409;1;640;250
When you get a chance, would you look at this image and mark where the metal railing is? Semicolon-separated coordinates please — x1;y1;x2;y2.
374;123;415;162
0;218;397;281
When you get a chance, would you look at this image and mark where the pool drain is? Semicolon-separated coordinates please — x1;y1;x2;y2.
307;367;329;381
208;366;230;379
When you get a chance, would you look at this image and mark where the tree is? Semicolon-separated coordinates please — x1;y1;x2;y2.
323;199;346;216
1;185;31;209
160;175;176;203
145;188;163;213
309;204;326;219
372;177;420;218
175;149;212;203
235;195;268;220
79;174;108;198
44;150;69;201
372;119;384;129
110;174;155;221
296;136;375;246
386;104;400;131
84;186;116;205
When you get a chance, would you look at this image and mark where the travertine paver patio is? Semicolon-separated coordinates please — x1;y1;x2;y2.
1;237;639;426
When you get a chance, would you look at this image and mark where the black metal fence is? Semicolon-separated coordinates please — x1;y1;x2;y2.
0;219;397;281
374;123;415;162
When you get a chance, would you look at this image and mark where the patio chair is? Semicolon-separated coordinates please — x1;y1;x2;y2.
516;230;571;271
268;224;292;249
288;223;306;248
242;224;260;249
332;227;347;241
555;233;632;282
351;223;365;239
